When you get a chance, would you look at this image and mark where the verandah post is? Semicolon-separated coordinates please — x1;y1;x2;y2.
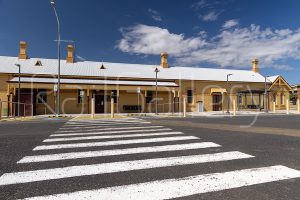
111;97;114;119
183;97;187;118
91;97;95;119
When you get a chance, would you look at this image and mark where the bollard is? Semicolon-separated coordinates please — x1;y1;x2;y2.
111;98;114;119
286;99;289;115
273;102;276;113
183;98;187;118
91;98;95;119
298;99;300;114
233;99;236;116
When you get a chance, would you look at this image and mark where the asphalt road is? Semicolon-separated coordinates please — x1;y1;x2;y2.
0;115;299;200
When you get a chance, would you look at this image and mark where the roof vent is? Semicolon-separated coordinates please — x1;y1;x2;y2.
100;63;106;69
35;60;42;66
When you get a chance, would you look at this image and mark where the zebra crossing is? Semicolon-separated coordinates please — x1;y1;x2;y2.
0;117;299;199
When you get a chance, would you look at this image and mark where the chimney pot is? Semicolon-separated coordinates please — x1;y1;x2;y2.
252;58;259;73
66;44;75;63
160;52;169;68
18;41;28;59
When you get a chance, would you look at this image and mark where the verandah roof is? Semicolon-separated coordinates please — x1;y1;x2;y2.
8;77;178;87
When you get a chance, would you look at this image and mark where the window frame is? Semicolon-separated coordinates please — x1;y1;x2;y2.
187;90;193;104
37;89;47;104
146;91;153;104
111;90;118;104
77;90;85;104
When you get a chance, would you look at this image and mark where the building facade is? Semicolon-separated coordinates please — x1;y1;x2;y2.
0;42;293;116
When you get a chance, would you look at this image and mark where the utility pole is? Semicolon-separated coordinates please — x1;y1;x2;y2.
50;0;61;116
226;73;233;114
154;67;160;115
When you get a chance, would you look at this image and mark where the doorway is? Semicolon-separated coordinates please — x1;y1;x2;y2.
212;94;222;111
94;94;105;113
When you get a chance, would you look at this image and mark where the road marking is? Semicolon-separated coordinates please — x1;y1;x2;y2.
18;142;220;163
68;119;143;123
33;136;199;150
43;132;184;143
21;165;300;200
66;120;143;125
0;151;253;186
55;126;165;133
60;123;151;129
51;128;172;137
63;121;151;126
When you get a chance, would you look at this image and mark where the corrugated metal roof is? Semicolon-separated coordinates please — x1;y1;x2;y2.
267;75;279;83
0;56;268;83
9;77;178;87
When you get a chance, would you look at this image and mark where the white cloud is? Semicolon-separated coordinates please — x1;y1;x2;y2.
198;31;207;38
201;11;220;21
223;19;239;29
148;8;162;22
117;24;206;55
192;0;219;10
117;24;300;70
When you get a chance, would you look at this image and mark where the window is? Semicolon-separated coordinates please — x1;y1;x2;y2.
111;90;118;103
187;90;193;104
273;94;277;104
78;90;85;104
37;89;47;104
146;91;153;104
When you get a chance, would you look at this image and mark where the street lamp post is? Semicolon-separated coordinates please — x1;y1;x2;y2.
226;73;233;114
264;76;270;113
50;0;61;116
15;64;21;117
154;66;160;115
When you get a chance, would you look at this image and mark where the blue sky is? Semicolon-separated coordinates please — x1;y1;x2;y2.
0;0;300;84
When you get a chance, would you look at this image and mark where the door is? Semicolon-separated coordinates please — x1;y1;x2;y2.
196;101;204;112
21;94;32;116
95;95;105;113
212;94;222;111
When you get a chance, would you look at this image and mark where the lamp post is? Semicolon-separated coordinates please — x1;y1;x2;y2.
264;76;270;113
50;0;61;116
226;73;233;114
15;64;21;117
154;66;160;115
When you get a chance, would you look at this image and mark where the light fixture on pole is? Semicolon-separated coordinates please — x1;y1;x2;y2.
226;73;233;114
154;66;160;115
264;76;270;113
15;64;21;117
50;0;61;116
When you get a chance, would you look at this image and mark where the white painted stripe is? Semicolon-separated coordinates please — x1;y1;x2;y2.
55;126;165;133
18;142;221;163
66;120;144;125
43;132;183;143
22;165;300;200
0;151;253;186
64;121;150;126
51;128;172;137
33;136;199;151
60;122;151;129
68;119;142;123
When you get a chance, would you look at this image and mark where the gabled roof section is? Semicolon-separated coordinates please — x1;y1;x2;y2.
268;75;292;91
267;75;279;83
0;56;267;83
